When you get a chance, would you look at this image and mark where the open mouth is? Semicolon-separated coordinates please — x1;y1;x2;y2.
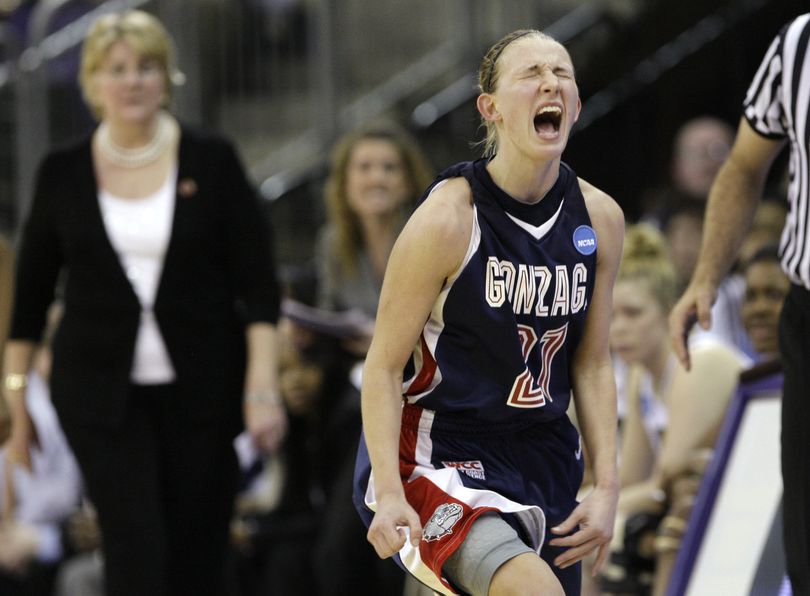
534;106;562;136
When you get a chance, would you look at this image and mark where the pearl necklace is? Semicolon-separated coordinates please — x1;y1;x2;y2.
97;113;173;169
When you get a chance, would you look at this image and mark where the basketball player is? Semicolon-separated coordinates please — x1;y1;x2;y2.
353;30;623;595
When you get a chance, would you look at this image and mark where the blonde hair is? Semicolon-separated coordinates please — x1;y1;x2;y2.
477;29;563;157
324;122;434;275
618;224;679;313
79;10;182;119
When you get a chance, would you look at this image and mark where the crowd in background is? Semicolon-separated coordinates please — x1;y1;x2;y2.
0;3;794;596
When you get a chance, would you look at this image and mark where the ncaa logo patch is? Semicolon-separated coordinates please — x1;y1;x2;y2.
423;503;464;542
572;225;597;256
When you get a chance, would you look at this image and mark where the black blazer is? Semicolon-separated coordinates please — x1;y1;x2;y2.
10;126;280;431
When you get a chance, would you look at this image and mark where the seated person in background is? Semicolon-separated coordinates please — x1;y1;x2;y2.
281;269;408;596
738;245;789;363
315;121;434;354
640;116;734;227
0;305;84;596
228;309;365;596
661;195;787;359
52;502;103;596
602;224;751;596
660;198;750;355
627;244;788;596
660;197;705;294
668;117;734;203
603;239;789;596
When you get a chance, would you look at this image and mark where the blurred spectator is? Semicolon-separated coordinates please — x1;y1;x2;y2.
610;225;681;486
315;121;433;324
603;224;750;596
228;305;363;596
313;122;432;595
660;196;703;292
640;116;734;227
607;244;789;596
740;245;789;361
3;10;283;596
669;116;734;201
661;198;751;355
293;274;406;595
52;504;103;596
661;194;787;359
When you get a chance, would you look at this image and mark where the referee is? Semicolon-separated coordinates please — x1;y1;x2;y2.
670;12;810;593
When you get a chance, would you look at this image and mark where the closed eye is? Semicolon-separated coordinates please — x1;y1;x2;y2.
521;66;574;81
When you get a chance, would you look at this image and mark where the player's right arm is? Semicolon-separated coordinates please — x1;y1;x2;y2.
362;177;473;559
669;118;785;369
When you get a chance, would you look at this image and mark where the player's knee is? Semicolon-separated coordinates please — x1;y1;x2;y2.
488;553;564;596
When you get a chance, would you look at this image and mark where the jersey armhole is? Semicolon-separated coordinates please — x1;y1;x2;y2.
424;176;477;285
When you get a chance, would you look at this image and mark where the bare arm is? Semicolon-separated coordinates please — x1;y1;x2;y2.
363;178;472;558
656;343;743;483
243;322;287;453
618;367;656;487
670;118;786;369
2;340;38;469
550;181;624;574
571;183;624;492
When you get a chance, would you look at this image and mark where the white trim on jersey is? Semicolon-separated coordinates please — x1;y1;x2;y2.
409;408;436;482
505;195;566;240
403;205;482;400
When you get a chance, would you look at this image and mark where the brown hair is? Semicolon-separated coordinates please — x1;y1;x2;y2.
79;10;182;119
477;29;561;157
324;122;433;275
618;224;679;313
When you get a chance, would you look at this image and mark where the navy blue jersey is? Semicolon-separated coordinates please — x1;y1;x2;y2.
403;159;597;425
354;160;594;594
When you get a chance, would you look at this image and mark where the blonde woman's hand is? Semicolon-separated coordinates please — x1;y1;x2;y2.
243;390;288;454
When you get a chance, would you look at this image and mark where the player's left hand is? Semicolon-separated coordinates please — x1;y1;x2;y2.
547;483;618;574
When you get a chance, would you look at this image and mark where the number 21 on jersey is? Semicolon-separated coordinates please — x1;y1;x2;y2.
507;323;568;408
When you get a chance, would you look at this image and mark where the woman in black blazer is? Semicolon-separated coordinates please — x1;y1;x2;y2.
2;11;285;596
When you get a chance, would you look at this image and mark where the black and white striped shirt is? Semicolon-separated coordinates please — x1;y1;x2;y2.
744;13;810;289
